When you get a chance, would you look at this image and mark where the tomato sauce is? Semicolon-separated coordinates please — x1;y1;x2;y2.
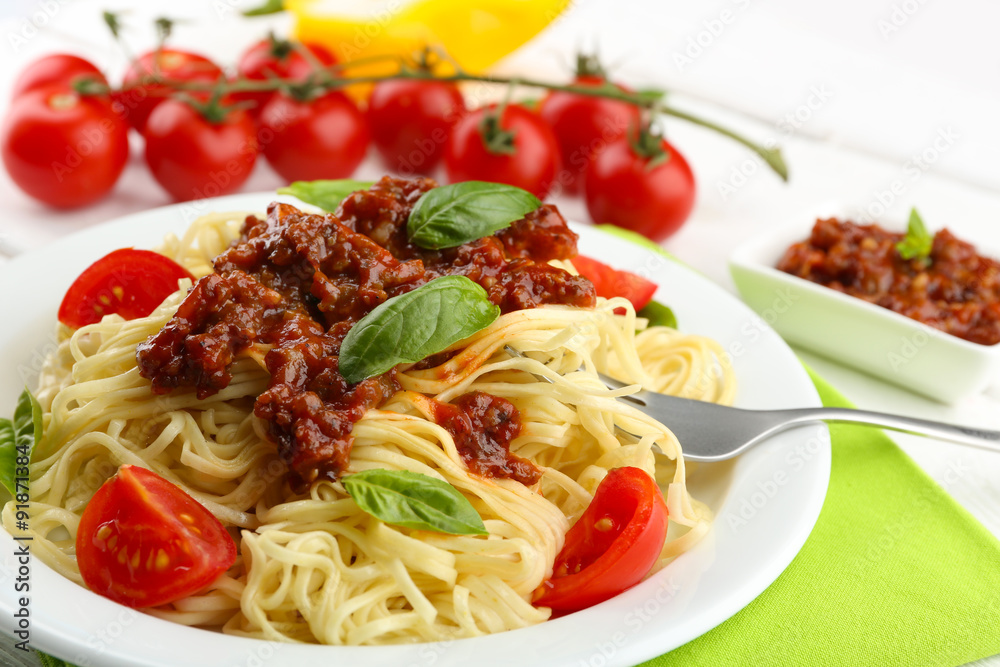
137;176;593;488
777;218;1000;346
430;392;540;486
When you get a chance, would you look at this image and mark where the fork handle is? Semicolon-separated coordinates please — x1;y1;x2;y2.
777;408;1000;454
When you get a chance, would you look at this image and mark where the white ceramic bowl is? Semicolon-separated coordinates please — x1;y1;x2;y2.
728;207;1000;404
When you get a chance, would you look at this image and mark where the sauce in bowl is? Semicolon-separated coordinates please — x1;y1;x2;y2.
777;218;1000;346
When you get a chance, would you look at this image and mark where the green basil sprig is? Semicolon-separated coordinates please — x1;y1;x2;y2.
895;208;933;266
0;389;42;496
278;179;375;213
343;469;488;535
407;181;542;249
339;276;499;383
638;300;677;329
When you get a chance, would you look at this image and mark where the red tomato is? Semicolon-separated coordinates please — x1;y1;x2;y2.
118;49;224;132
76;465;237;608
143;99;258;202
234;37;337;118
1;86;129;208
584;136;696;243
367;79;465;174
444;104;560;199
570;255;657;311
533;467;668;613
58;248;194;328
259;90;369;182
538;76;640;194
11;54;107;97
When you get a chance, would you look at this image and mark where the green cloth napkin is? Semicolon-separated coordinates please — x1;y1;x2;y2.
643;369;1000;667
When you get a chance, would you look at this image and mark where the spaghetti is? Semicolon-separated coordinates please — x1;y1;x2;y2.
3;198;734;645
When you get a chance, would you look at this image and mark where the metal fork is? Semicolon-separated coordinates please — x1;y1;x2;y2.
596;374;1000;461
502;347;1000;461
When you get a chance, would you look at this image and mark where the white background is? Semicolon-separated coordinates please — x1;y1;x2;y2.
0;0;998;665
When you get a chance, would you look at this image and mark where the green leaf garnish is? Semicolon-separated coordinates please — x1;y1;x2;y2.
278;179;375;213
0;389;42;496
407;181;542;250
343;469;488;535
339;276;500;383
243;0;285;16
638;300;677;329
895;208;934;264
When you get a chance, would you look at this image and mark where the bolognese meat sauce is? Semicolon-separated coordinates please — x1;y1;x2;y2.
137;176;594;488
777;218;1000;346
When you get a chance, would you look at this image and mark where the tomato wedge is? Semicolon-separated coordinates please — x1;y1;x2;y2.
533;467;668;613
570;255;657;311
57;248;193;328
76;465;237;609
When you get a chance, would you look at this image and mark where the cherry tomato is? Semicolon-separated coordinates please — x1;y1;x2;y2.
1;86;129;209
367;79;465;174
570;255;657;311
11;54;107;97
58;248;194;328
234;36;337;118
444;103;560;199
118;49;224;132
533;467;668;613
584;135;696;242
76;465;237;609
143;99;258;202
259;90;369;182
539;75;640;194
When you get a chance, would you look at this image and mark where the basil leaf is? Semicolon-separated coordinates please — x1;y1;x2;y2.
243;0;284;16
339;276;499;383
895;208;933;264
343;469;488;535
278;179;375;213
638;300;677;329
0;389;42;496
407;181;542;249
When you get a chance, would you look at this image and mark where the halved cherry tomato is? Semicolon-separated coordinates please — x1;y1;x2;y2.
533;466;668;613
118;49;224;132
76;465;237;609
570;255;657;311
58;248;193;328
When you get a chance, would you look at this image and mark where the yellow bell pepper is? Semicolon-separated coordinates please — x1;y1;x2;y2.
287;0;569;77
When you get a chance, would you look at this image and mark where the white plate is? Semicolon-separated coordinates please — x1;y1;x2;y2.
0;194;830;667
